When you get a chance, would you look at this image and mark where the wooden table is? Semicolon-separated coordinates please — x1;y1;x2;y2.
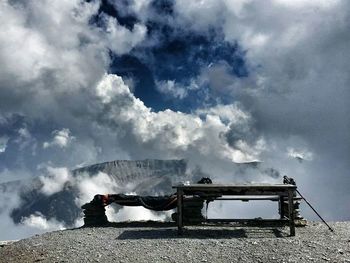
172;184;297;236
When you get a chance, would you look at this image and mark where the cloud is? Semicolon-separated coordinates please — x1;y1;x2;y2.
0;136;9;153
106;0;153;22
0;212;65;241
287;147;313;162
39;166;72;195
0;0;107;122
0;179;64;241
100;14;147;55
171;0;350;215
155;80;190;99
21;212;65;231
0;0;350;240
273;0;340;8
0;0;103;82
94;74;263;165
17;127;31;141
43;128;75;149
96;73;131;104
113;206;170;222
75;172;118;204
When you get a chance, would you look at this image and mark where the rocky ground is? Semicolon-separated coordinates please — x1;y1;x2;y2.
0;221;349;263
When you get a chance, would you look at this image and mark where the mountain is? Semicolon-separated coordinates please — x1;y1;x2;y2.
7;159;189;227
73;159;188;194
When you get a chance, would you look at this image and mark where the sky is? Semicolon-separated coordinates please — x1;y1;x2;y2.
0;0;349;239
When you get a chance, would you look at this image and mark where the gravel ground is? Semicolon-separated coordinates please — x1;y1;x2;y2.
1;222;349;263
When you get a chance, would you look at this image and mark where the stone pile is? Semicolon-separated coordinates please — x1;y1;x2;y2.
171;197;205;224
281;199;307;226
81;201;109;227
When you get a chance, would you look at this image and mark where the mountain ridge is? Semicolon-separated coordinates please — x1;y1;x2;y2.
6;159;189;227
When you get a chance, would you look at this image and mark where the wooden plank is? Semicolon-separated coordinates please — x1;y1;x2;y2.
173;184;297;190
184;196;302;201
184;189;291;196
173;184;297;197
279;195;285;219
206;218;289;224
288;189;296;236
213;196;301;201
177;188;183;235
215;197;280;201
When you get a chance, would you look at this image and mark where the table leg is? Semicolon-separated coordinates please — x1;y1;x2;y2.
177;188;183;235
279;195;285;219
288;190;295;236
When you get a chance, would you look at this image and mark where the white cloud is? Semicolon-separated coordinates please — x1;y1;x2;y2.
18;127;31;140
155;79;199;99
113;206;170;222
0;0;107;126
21;212;65;231
107;0;153;22
93;74;264;167
0;211;65;241
174;0;227;32
287;147;313;161
102;14;147;55
96;73;130;104
14;126;37;153
196;104;250;124
0;0;103;84
0;180;61;241
155;80;189;99
43;128;75;149
75;172;122;206
129;0;152;17
273;0;340;8
0;136;9;153
39;166;72;195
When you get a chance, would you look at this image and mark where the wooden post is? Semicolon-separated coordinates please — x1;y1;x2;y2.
288;189;295;236
279;195;285;219
177;188;183;235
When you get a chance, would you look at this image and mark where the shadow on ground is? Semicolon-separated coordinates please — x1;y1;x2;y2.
75;221;291;239
116;227;288;240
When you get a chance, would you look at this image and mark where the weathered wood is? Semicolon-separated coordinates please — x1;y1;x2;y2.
177;188;183;235
206;218;289;224
215;196;301;201
288;189;296;236
173;184;297;196
173;184;297;190
173;184;298;236
279;195;285;219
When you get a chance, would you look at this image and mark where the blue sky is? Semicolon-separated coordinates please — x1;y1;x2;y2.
0;0;349;239
105;4;248;112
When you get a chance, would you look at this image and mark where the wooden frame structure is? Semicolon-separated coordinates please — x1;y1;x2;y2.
173;184;297;236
